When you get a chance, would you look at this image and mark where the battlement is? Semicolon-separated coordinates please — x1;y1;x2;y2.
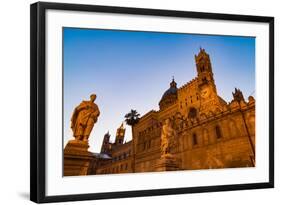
177;96;255;131
178;77;198;93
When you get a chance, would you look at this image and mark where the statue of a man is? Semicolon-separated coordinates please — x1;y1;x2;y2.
71;94;100;142
161;118;176;156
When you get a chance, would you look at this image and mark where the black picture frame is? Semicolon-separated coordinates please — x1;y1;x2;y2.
30;1;274;203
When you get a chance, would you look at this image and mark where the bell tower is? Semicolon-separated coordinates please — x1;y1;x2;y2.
115;123;126;145
194;48;225;114
101;131;111;154
195;47;215;87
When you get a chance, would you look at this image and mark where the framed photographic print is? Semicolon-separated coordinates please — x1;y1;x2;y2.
30;1;274;203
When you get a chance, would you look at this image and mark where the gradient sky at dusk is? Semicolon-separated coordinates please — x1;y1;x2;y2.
63;28;255;153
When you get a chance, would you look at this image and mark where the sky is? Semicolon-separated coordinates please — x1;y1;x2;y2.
63;27;255;153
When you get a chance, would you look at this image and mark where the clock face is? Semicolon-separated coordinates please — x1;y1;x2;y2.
201;86;210;98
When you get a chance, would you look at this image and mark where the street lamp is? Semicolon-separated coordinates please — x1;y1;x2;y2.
232;88;255;166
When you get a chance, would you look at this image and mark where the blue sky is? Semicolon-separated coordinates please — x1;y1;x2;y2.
63;27;255;152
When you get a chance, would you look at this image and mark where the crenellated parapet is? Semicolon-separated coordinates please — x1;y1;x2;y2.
171;95;255;133
178;77;199;94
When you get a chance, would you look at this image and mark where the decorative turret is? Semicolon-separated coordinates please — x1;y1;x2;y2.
115;123;126;145
159;77;178;110
232;88;245;102
101;131;111;154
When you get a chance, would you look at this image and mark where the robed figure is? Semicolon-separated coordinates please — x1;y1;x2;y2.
161;118;176;156
71;94;100;142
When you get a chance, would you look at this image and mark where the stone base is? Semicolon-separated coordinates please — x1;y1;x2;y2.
154;154;180;172
64;140;94;176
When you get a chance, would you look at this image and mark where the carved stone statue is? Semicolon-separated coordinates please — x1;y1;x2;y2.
161;118;176;156
71;94;100;142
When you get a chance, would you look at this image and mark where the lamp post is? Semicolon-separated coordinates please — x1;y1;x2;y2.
232;88;255;166
238;100;255;166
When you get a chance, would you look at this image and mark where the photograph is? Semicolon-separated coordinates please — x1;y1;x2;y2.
30;2;274;202
63;28;256;176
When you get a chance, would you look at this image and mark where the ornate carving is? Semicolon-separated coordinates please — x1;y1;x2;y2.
232;88;245;102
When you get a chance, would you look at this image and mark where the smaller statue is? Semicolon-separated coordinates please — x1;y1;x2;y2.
71;94;100;142
161;118;177;156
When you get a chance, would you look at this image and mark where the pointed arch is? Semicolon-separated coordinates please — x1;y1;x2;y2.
192;133;198;146
215;125;223;139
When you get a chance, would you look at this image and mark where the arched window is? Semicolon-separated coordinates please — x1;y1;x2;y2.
192;133;198;146
143;142;146;151
215;125;223;139
188;107;197;119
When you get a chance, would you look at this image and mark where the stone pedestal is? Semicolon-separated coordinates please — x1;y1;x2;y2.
64;140;94;176
154;154;180;172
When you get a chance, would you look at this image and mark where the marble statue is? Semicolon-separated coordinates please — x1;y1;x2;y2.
71;94;100;142
161;118;176;156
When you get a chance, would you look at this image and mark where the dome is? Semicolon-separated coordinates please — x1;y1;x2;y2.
159;78;178;110
161;86;177;101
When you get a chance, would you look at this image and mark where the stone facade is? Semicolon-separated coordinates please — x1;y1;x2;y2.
88;48;256;174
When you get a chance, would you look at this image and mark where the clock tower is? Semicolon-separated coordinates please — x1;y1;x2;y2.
195;48;225;114
195;47;217;92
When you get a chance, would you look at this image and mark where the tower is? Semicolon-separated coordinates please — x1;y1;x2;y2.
195;48;217;102
100;131;111;154
195;47;215;87
115;123;126;145
195;48;226;113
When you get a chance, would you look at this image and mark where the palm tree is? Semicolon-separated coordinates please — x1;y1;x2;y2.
124;109;140;126
124;109;140;172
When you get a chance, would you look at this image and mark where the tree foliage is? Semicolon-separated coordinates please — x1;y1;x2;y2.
124;109;140;126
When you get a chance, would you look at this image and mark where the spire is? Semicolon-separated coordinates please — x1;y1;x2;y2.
195;47;208;60
103;131;111;141
119;122;125;129
170;76;177;88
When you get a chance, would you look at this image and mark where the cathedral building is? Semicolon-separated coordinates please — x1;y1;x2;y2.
92;48;255;175
93;123;133;174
